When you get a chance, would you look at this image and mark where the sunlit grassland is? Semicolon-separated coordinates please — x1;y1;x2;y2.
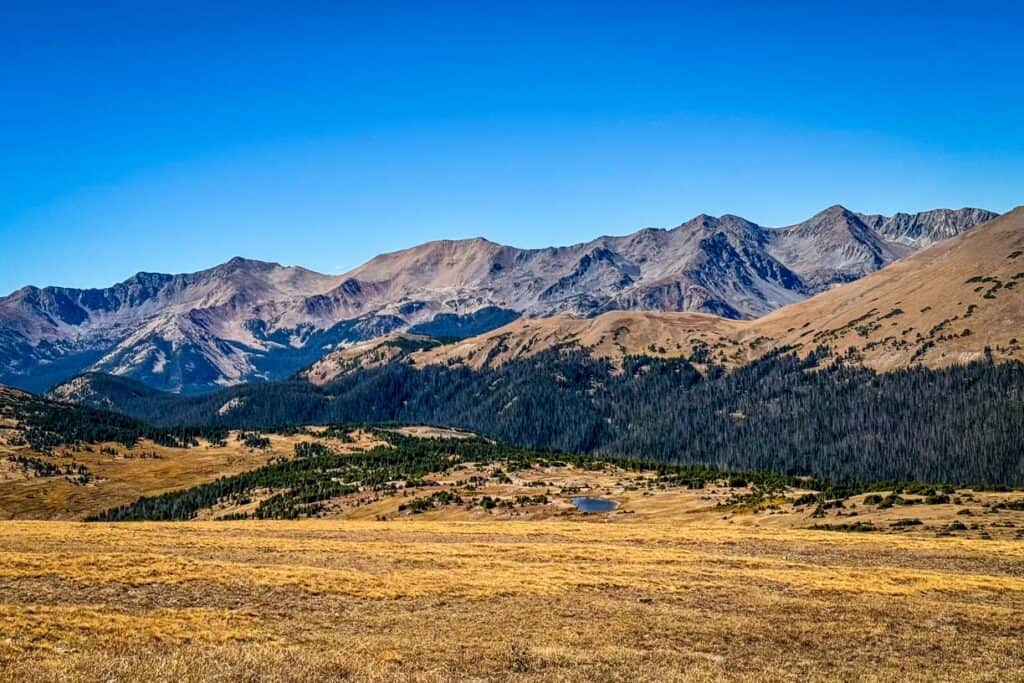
1;519;1022;681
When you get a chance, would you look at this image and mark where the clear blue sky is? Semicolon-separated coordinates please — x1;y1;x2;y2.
2;1;1022;294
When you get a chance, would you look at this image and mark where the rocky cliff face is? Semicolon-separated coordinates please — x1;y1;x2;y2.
0;206;997;393
856;208;998;248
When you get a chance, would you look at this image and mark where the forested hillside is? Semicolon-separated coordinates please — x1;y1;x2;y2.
0;386;226;452
65;349;1024;485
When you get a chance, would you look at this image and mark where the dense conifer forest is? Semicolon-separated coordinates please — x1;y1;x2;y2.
59;349;1024;486
0;389;226;451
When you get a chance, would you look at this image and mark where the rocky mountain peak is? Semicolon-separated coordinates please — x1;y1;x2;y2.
678;213;719;230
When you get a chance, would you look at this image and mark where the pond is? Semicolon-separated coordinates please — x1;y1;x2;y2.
571;496;618;513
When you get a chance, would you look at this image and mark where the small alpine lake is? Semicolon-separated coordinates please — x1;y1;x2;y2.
571;496;618;513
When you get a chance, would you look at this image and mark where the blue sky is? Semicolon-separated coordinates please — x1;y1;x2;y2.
2;1;1022;294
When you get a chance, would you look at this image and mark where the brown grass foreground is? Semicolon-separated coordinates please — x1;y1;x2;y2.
1;519;1023;682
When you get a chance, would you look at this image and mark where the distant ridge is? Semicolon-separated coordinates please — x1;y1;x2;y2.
1;205;997;393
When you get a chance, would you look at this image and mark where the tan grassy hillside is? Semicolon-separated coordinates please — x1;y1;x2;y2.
746;205;1024;369
302;311;747;384
1;519;1022;682
410;310;746;370
302;333;440;384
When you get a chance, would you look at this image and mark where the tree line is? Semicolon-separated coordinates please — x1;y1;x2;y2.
73;347;1024;486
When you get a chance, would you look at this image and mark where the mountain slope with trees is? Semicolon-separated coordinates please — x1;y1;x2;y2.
47;348;1024;486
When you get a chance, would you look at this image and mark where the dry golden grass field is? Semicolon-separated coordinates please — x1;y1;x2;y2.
3;405;1024;681
1;518;1023;682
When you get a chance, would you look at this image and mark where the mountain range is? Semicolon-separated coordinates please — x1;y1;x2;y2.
371;205;1024;377
0;205;998;393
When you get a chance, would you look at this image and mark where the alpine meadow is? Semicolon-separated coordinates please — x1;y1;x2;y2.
2;3;1024;682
